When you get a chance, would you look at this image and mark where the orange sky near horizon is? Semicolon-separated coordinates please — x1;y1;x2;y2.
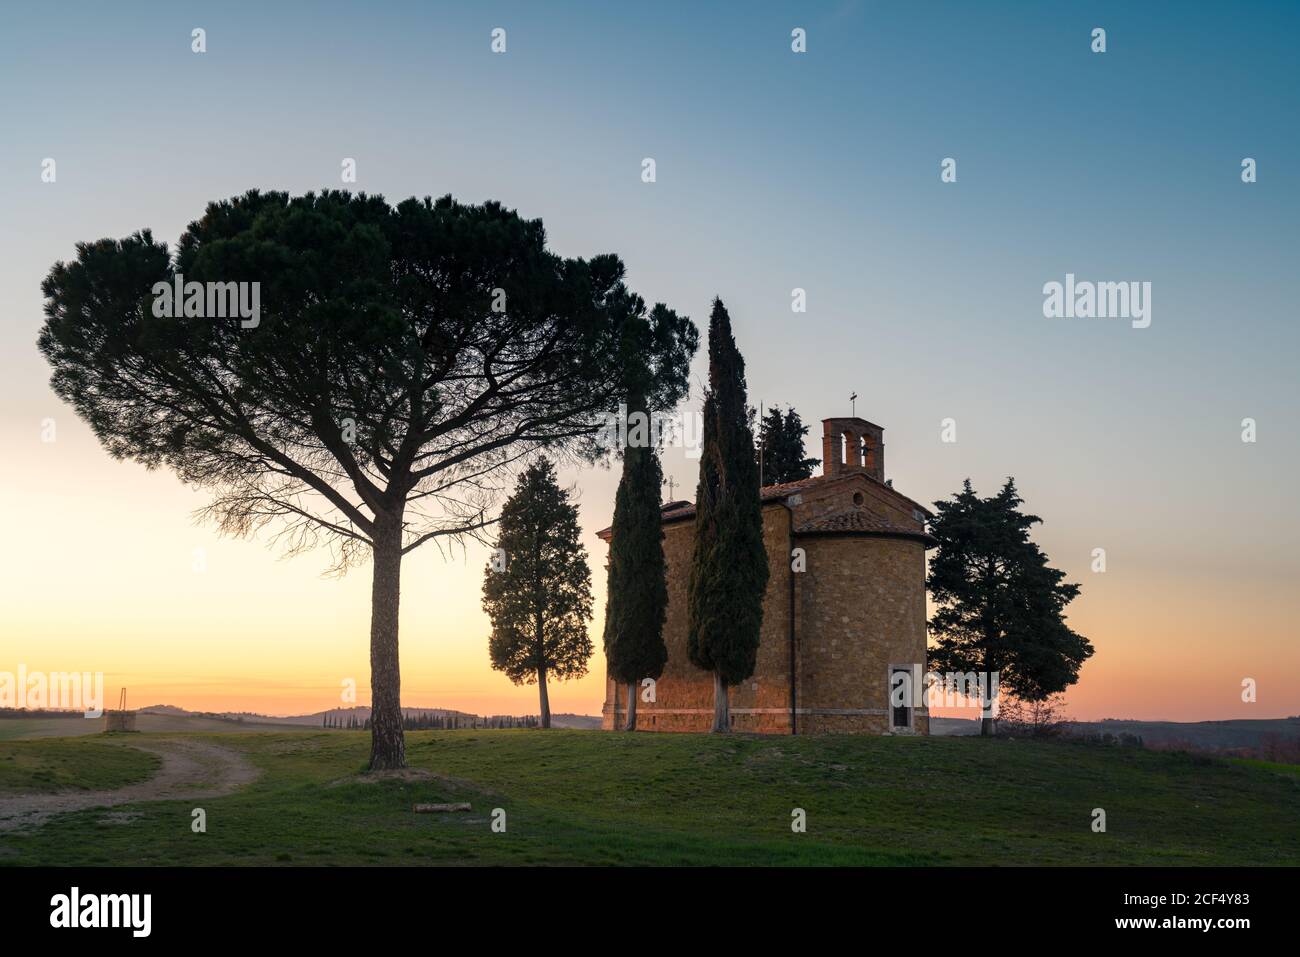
2;411;1295;725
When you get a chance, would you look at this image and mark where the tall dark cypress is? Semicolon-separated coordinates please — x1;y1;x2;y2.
687;298;769;732
602;392;669;731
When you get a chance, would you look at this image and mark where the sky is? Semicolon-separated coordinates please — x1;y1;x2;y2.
1;1;1297;722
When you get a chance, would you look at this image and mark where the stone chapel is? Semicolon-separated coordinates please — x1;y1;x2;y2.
598;415;934;734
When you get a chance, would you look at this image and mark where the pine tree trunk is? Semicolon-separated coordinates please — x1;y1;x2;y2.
624;681;637;731
537;664;551;729
980;653;998;737
368;521;406;770
711;671;729;733
980;689;998;736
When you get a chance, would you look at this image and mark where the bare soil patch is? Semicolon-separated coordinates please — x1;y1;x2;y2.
0;738;259;833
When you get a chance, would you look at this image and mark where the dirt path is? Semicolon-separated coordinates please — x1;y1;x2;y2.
0;738;260;833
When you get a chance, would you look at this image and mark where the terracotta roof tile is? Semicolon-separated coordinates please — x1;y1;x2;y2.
795;508;935;545
595;472;934;541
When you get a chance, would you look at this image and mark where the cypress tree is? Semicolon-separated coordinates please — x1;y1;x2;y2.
687;299;769;732
603;392;669;731
482;458;595;728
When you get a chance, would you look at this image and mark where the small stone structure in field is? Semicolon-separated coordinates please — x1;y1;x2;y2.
103;687;137;732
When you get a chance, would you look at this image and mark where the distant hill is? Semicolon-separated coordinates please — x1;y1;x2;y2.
136;704;190;716
930;716;982;736
137;704;594;728
931;714;1300;751
550;713;602;730
141;704;480;727
1065;717;1300;750
270;706;480;727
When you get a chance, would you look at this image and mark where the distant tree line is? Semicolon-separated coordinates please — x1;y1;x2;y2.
322;712;539;730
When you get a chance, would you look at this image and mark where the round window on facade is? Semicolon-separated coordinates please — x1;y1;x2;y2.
852;492;864;507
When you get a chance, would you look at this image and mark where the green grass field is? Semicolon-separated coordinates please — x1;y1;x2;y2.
2;729;1297;866
0;714;318;740
0;736;160;793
